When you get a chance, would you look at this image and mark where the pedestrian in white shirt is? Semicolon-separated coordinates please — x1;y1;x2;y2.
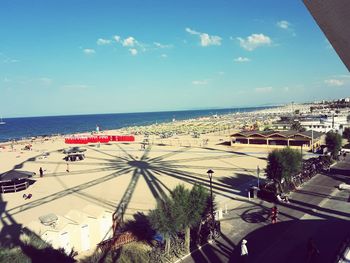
241;239;248;262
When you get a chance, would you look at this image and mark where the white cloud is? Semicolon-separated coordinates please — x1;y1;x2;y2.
234;56;251;63
114;35;121;43
185;28;200;35
185;27;222;47
283;87;289;92
97;38;111;45
160;54;168;58
83;48;95;55
129;48;138;56
0;52;19;63
324;79;344;86
237;33;272;51
277;20;291;29
154;42;172;49
200;33;222;47
192;80;208;85
113;35;148;54
122;37;137;47
255;86;272;93
277;20;296;36
96;35;171;56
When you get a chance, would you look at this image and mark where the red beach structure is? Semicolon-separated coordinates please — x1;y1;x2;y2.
64;135;135;144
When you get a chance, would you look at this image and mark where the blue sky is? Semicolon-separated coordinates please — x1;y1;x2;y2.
0;0;349;117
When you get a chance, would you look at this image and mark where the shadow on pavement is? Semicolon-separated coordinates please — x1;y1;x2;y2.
218;173;258;197
228;219;350;263
240;207;270;223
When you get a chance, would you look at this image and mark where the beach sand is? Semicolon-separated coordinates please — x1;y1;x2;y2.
1;132;268;220
1;105;310;256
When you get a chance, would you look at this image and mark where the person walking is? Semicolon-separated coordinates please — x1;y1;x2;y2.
271;206;278;224
241;239;248;262
39;167;43;177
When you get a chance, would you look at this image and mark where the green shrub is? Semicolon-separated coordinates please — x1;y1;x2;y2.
326;131;342;159
266;147;302;185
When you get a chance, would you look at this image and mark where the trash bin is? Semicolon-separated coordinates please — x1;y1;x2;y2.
249;186;259;198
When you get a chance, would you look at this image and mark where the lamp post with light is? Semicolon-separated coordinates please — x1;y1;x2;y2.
207;169;214;224
206;169;221;239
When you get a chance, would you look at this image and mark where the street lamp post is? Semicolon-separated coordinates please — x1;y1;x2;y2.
301;144;303;173
207;169;214;223
120;202;125;225
257;165;260;189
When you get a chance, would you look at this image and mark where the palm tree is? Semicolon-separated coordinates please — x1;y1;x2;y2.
192;186;212;246
171;184;208;254
149;184;209;254
149;196;177;255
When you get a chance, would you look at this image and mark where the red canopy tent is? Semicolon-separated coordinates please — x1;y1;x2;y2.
65;135;135;144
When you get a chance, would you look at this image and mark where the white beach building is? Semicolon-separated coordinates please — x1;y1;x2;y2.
82;205;113;243
64;210;92;252
26;205;114;255
27;214;78;254
300;114;349;134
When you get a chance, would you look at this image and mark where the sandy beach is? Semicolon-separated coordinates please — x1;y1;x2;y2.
0;104;310;256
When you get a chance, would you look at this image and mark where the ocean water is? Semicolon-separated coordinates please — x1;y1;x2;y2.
0;107;269;143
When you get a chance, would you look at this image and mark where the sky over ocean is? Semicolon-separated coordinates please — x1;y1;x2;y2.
0;0;349;118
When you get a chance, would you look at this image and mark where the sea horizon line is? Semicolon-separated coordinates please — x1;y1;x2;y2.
2;105;280;119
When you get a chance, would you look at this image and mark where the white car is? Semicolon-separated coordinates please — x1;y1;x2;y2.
341;148;350;153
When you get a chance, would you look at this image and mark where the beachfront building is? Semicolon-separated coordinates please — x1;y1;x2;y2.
299;114;349;134
270;110;350;134
271;120;292;130
26;205;113;255
230;130;323;151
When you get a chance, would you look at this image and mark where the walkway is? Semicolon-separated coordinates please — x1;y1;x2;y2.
181;157;350;263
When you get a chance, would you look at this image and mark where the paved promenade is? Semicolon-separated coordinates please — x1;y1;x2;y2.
182;157;350;263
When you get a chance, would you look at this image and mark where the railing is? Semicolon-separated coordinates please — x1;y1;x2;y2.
97;231;138;252
1;181;28;193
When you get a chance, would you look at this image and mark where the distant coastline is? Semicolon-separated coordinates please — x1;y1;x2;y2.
0;106;274;143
